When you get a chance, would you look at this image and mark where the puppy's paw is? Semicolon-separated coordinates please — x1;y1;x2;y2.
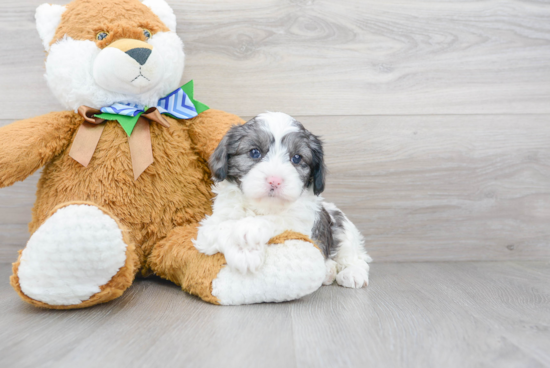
223;243;266;274
336;265;369;288
222;218;271;274
323;259;338;285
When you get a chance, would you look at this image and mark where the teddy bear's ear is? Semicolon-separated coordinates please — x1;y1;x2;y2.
142;0;177;32
35;4;66;51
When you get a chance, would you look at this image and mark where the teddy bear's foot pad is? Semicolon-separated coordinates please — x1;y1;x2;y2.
17;204;128;306
211;239;326;305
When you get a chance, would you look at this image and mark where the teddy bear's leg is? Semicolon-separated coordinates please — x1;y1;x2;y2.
211;231;327;305
10;202;139;309
149;226;326;305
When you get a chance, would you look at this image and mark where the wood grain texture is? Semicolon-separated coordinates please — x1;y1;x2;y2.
290;261;550;368
304;114;550;262
1;2;549;366
0;261;549;368
1;0;550;118
3;115;548;263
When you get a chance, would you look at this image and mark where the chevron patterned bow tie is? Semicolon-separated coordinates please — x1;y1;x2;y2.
96;80;209;136
69;80;209;180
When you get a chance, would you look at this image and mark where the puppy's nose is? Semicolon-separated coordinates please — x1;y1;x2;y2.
267;176;283;188
125;48;152;65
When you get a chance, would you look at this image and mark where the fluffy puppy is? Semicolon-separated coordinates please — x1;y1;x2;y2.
194;112;372;288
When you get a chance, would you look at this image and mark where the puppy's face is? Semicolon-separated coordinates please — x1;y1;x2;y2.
210;112;326;203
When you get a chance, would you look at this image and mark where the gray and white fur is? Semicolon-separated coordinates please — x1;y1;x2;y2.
195;112;371;288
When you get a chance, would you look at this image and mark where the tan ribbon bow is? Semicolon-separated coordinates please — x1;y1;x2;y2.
69;106;171;180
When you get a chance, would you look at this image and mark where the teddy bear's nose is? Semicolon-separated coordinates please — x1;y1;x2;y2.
125;48;152;66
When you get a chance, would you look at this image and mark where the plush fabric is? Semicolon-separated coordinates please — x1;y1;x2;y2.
43;6;184;111
3;0;326;309
0;112;82;187
27;110;242;271
148;225;227;305
4;108;244;308
10;201;140;309
51;0;170;47
149;230;324;305
212;231;326;305
18;204;128;305
36;4;67;51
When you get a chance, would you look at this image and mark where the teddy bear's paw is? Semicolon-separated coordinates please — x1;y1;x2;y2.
212;239;325;305
336;264;370;288
17;204;128;306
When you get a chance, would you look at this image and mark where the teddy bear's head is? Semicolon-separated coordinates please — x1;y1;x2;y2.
36;0;184;111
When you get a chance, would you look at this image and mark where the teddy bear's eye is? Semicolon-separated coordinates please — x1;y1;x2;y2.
96;32;109;41
143;29;152;40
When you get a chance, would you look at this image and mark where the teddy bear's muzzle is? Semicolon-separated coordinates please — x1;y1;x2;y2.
108;38;153;66
126;48;152;65
107;38;153;65
93;38;161;95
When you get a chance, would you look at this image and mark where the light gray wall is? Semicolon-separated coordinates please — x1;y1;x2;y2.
1;0;549;262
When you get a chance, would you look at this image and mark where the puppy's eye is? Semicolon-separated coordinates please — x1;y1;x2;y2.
96;32;109;41
143;29;152;40
291;154;302;164
249;149;261;159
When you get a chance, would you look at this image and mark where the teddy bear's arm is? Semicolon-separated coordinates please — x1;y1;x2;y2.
0;111;82;188
186;109;245;162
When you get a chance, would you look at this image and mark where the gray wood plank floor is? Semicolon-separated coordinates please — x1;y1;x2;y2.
1;1;549;366
1;261;549;368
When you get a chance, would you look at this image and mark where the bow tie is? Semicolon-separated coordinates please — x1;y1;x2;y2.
69;80;209;180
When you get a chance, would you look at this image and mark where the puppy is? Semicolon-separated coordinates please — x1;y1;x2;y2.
194;112;371;288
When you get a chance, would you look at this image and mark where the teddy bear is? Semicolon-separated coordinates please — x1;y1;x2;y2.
0;0;326;308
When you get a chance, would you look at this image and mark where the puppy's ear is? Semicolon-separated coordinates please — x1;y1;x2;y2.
309;133;326;195
209;131;231;182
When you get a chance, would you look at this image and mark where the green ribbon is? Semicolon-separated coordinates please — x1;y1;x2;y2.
95;80;210;137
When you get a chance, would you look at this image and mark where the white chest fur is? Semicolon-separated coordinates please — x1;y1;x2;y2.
214;181;321;238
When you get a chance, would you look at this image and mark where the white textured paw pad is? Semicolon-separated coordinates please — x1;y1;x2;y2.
17;205;127;306
336;265;369;288
212;240;326;305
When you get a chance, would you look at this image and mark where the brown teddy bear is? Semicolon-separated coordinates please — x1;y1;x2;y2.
0;0;326;308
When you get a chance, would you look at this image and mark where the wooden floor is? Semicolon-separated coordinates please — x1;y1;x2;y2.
1;0;550;367
1;261;549;368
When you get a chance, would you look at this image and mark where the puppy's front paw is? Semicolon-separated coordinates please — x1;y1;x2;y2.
223;220;271;274
323;259;338;285
336;265;369;288
223;244;266;274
